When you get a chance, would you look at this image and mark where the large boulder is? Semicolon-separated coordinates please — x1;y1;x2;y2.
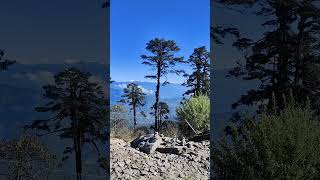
130;132;163;154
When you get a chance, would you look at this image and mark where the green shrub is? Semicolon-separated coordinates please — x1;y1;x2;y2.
211;101;320;179
176;95;210;137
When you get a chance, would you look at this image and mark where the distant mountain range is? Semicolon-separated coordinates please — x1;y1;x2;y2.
111;81;187;125
111;70;258;127
0;62;258;132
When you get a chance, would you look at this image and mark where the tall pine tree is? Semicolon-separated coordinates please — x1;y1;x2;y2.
141;38;184;132
119;83;146;129
26;68;108;180
183;46;210;97
222;0;320;112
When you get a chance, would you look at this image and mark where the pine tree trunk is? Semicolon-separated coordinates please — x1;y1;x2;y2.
154;65;161;133
294;15;306;87
159;116;162;133
133;105;137;129
74;136;82;180
275;3;291;109
196;67;201;96
15;168;22;180
14;153;24;180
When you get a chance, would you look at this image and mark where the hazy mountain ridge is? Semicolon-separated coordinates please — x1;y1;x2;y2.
112;69;258;123
0;63;108;137
111;81;186;125
0;62;258;128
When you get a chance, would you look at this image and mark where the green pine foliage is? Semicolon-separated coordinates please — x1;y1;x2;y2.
211;98;320;179
119;83;146;129
182;46;210;97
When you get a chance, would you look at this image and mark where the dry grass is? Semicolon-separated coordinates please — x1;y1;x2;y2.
161;125;180;138
110;128;134;142
111;121;187;141
111;126;151;142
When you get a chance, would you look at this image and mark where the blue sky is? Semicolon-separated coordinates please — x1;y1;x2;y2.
110;0;210;83
0;0;106;64
212;4;266;70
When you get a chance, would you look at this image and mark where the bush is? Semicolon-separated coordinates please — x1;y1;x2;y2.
110;104;132;141
110;104;128;130
161;120;180;138
211;101;320;179
0;136;57;180
176;95;210;137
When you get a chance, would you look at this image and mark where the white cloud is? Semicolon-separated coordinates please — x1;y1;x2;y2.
169;81;182;84
115;83;154;95
146;80;157;83
64;58;81;64
138;85;154;95
12;71;54;85
116;83;128;89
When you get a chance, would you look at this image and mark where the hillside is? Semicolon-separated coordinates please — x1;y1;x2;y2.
111;138;209;179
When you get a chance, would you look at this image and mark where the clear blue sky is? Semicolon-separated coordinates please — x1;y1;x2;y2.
111;0;210;83
0;0;106;64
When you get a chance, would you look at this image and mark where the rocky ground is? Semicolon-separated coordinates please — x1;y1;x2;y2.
110;136;209;180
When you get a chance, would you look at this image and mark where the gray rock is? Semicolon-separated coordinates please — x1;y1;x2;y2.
182;137;186;146
131;132;163;154
111;137;209;180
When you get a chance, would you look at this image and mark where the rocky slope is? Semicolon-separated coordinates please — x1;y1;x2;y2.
110;137;209;180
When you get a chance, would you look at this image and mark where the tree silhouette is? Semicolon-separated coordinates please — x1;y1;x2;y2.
26;68;107;180
0;50;16;71
0;136;57;180
141;38;184;132
150;101;170;132
102;0;110;8
183;46;210;97
211;26;240;45
220;0;320;112
119;83;146;129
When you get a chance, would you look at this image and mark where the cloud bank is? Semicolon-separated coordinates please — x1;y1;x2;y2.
115;83;154;95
